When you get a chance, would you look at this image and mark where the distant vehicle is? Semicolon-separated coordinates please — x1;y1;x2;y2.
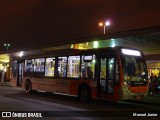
10;46;149;101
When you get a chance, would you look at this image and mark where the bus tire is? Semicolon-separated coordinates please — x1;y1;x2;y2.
25;80;32;93
78;85;91;102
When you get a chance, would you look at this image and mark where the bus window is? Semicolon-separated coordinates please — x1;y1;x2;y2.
122;56;147;85
81;55;95;79
108;58;114;79
34;58;45;72
25;59;34;72
108;58;115;94
45;57;55;77
58;57;67;77
67;56;80;78
11;61;18;77
100;58;106;80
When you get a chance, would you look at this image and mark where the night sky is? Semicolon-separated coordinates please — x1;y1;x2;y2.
0;0;160;50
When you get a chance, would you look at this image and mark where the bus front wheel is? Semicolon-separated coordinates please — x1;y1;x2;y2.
25;81;32;93
78;86;91;102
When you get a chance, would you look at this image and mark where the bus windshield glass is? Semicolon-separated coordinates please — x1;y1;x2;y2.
122;53;148;86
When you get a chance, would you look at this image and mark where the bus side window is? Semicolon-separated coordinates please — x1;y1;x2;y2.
58;57;67;78
25;59;34;72
86;66;93;79
67;56;80;78
45;57;55;77
100;58;106;80
108;58;114;79
11;61;18;77
81;55;95;79
34;58;45;72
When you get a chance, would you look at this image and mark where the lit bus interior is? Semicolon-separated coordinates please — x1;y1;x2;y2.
24;55;95;79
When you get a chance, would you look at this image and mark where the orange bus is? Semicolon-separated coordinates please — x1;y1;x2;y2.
10;46;149;101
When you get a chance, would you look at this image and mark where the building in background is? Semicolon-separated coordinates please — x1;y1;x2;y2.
147;61;160;77
0;54;10;82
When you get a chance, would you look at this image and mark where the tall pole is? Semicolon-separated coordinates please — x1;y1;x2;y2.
99;20;110;34
104;25;105;34
104;21;110;34
4;43;10;50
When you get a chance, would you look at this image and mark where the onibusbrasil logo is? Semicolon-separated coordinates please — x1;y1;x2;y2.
1;112;42;118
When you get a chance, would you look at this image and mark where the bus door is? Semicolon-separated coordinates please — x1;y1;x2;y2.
17;62;24;86
98;57;115;97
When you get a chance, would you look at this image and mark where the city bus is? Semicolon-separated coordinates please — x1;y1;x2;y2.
10;46;149;101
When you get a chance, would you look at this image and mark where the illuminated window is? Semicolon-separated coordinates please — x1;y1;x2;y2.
25;59;34;72
58;57;67;77
81;55;95;79
67;56;80;78
34;58;45;72
108;58;114;79
45;58;55;77
100;58;106;79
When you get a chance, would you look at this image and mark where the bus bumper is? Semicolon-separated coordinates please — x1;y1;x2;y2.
120;86;147;100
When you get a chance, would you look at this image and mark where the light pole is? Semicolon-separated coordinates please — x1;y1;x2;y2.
4;43;10;50
99;20;110;34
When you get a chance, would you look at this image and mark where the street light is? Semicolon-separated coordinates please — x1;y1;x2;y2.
4;43;10;50
99;20;111;34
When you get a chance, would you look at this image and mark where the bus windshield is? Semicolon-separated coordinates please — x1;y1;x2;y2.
122;56;148;86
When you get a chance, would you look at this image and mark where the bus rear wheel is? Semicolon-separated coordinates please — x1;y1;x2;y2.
25;81;32;93
78;86;91;102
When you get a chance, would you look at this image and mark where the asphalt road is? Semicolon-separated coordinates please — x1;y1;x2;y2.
0;85;160;120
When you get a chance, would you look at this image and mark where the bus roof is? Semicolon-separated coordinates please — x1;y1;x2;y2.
8;46;143;61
